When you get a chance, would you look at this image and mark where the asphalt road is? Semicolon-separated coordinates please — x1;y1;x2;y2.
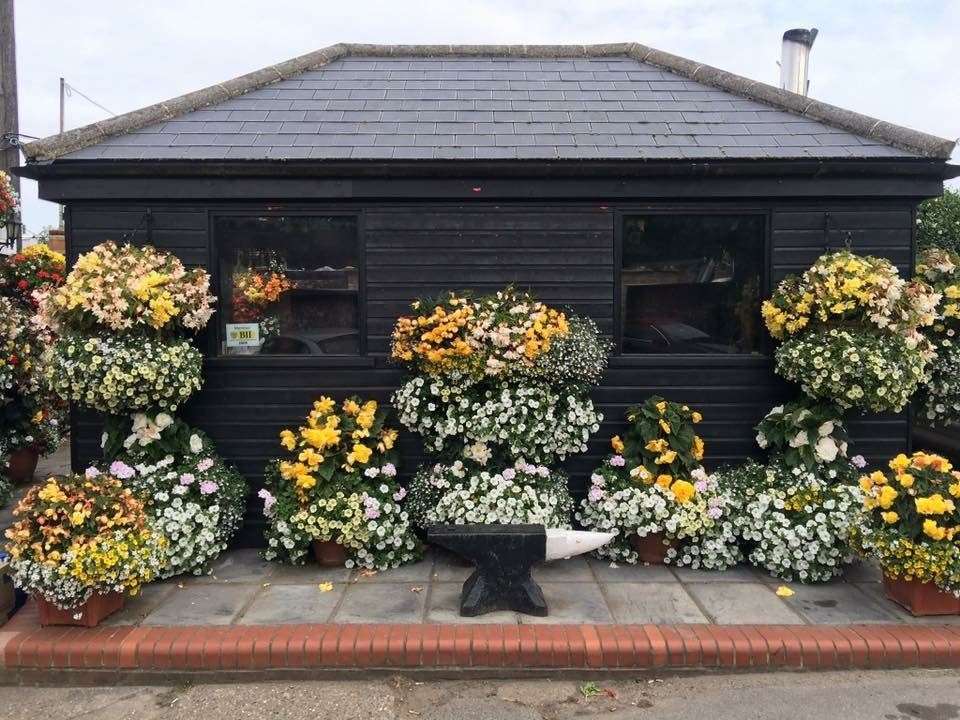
1;670;959;719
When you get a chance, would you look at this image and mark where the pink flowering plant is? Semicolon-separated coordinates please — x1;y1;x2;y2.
94;428;247;578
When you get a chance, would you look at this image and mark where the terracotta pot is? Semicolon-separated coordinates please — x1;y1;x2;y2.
5;447;39;485
630;532;676;565
35;591;125;627
883;574;960;617
312;539;349;567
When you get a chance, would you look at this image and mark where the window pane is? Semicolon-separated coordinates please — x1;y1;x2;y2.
214;215;360;356
621;215;764;354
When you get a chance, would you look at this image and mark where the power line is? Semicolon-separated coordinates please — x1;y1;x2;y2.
63;80;116;117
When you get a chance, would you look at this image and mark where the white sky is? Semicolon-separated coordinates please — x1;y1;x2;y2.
11;0;960;235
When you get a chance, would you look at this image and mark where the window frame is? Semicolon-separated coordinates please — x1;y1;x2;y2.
205;207;368;366
613;207;772;359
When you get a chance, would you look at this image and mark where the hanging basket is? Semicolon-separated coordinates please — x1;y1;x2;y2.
630;532;677;565
311;539;349;567
883;574;960;617
35;590;125;627
5;447;39;485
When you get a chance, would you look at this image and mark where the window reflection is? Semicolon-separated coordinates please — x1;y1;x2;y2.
621;215;764;354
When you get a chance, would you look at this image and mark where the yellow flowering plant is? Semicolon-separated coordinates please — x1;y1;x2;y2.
619;395;706;482
260;396;421;569
43;241;215;337
3;473;166;609
858;450;960;594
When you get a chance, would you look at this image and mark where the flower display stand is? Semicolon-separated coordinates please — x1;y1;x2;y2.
312;540;348;567
630;532;676;565
883;575;960;616
36;591;125;627
5;447;39;484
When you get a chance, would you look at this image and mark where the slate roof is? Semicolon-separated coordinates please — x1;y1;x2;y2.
23;44;956;163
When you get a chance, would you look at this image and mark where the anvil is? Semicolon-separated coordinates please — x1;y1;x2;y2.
428;524;614;617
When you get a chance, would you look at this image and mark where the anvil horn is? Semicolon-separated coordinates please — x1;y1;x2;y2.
544;529;616;561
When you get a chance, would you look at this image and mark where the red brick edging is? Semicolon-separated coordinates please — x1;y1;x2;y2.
3;605;960;676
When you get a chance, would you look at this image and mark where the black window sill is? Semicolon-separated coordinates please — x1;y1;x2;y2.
204;355;377;370
609;353;771;368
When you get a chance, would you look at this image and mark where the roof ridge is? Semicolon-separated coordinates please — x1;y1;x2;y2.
21;42;956;162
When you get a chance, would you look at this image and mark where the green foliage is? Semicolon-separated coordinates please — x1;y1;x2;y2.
620;395;705;481
918;188;960;252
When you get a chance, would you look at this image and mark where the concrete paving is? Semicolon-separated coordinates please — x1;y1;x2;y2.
0;670;958;719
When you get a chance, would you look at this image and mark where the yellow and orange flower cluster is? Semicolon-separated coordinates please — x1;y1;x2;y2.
231;268;294;321
861;451;960;542
276;396;398;495
390;288;570;378
3;473;167;606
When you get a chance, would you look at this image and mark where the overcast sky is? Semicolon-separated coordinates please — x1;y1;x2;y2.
10;0;960;235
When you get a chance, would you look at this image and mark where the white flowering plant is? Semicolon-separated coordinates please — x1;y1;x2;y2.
754;399;849;471
726;458;862;582
519;314;611;391
259;462;421;570
406;459;574;529
915;248;960;427
96;452;247;579
577;452;741;570
774;327;931;413
393;374;601;464
48;334;203;413
917;188;960;253
101;411;207;464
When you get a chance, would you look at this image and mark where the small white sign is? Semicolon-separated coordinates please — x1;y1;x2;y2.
226;322;261;348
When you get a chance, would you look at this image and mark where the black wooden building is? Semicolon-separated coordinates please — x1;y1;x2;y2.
17;43;958;494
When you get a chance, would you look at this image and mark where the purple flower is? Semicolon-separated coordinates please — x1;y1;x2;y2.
707;506;723;519
502;468;517;481
196;458;214;472
694;480;709;493
365;507;381;519
393;487;407;502
108;460;134;480
381;463;397;477
199;480;218;495
588;486;605;502
851;455;867;469
179;473;196;486
258;488;276;516
84;467;100;479
609;455;626;467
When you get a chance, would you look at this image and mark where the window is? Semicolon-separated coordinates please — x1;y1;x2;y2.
620;214;765;355
213;215;360;357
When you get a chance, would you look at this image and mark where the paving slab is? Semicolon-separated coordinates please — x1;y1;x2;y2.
587;557;677;583
532;557;593;582
353;554;435;583
685;582;805;624
778;582;902;624
520;581;613;625
603;582;708;624
196;548;275;584
103;582;178;626
427;583;520;624
142;584;253;625
432;554;474;582
238;583;344;625
333;581;427;623
842;560;883;583
671;565;764;583
269;563;352;584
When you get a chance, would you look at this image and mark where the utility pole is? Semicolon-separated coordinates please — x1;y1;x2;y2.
0;0;19;195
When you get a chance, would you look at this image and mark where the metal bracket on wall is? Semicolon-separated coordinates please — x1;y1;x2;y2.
822;211;854;252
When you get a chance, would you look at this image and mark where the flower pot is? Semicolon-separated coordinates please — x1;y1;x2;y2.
630;532;676;565
883;574;960;616
312;539;349;567
35;591;125;627
5;447;39;485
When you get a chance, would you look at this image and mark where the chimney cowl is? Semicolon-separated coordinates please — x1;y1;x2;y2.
782;28;819;47
780;27;818;96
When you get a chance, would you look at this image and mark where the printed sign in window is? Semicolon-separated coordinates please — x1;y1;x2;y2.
225;322;261;348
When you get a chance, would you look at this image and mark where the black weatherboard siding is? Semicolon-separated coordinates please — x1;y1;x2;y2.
65;195;916;500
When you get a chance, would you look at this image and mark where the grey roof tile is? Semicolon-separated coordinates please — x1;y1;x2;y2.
54;53;928;161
